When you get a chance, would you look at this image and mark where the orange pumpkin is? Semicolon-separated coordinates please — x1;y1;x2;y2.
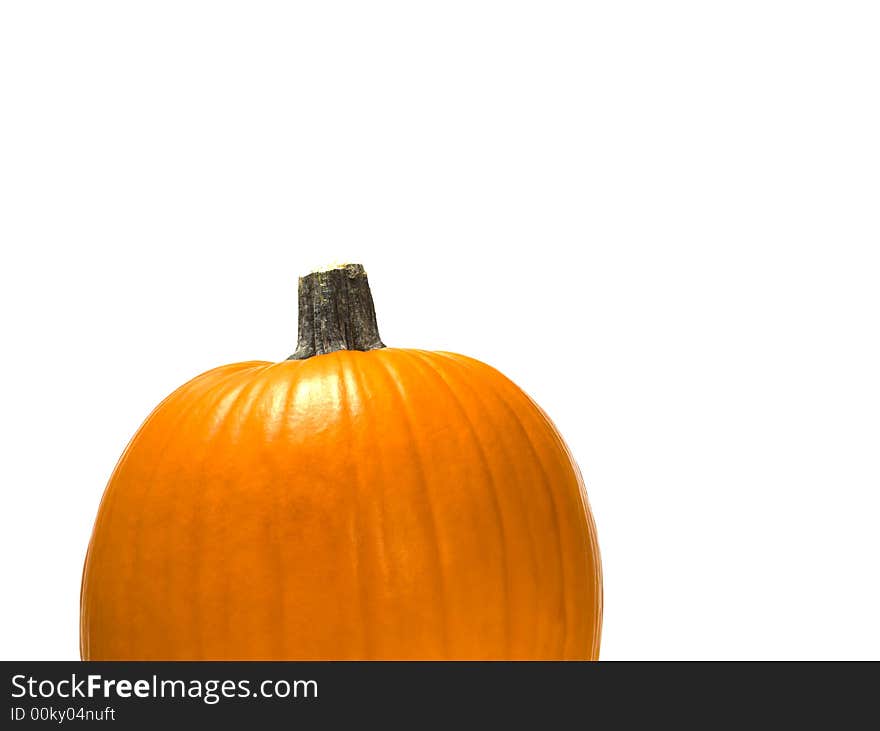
80;264;602;660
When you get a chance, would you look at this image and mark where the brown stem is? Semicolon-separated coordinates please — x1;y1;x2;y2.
287;264;386;360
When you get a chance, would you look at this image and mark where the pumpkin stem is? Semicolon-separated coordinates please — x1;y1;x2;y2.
287;263;386;360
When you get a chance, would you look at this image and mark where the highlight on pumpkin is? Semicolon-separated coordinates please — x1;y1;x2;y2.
80;264;602;660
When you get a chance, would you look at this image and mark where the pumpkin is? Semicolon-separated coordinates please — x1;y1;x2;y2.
80;264;602;660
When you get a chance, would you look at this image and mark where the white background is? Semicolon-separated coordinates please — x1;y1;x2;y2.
1;2;878;660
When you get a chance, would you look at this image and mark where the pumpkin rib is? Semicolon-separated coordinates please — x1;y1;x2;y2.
90;365;262;659
232;363;299;660
163;365;273;658
402;350;511;658
345;354;399;657
88;367;193;658
349;352;421;659
213;365;300;660
522;394;603;659
182;373;249;661
437;352;564;657
213;367;286;660
510;388;603;660
342;353;379;658
467;365;544;658
273;362;303;660
576;462;604;660
165;369;260;658
141;367;260;659
85;363;256;577
491;377;582;657
420;351;545;658
254;367;293;661
236;367;297;660
437;352;573;657
483;364;602;659
486;365;599;659
372;350;451;657
402;349;513;658
337;353;372;659
105;365;250;488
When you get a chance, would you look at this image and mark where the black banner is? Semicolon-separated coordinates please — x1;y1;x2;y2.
4;661;877;727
